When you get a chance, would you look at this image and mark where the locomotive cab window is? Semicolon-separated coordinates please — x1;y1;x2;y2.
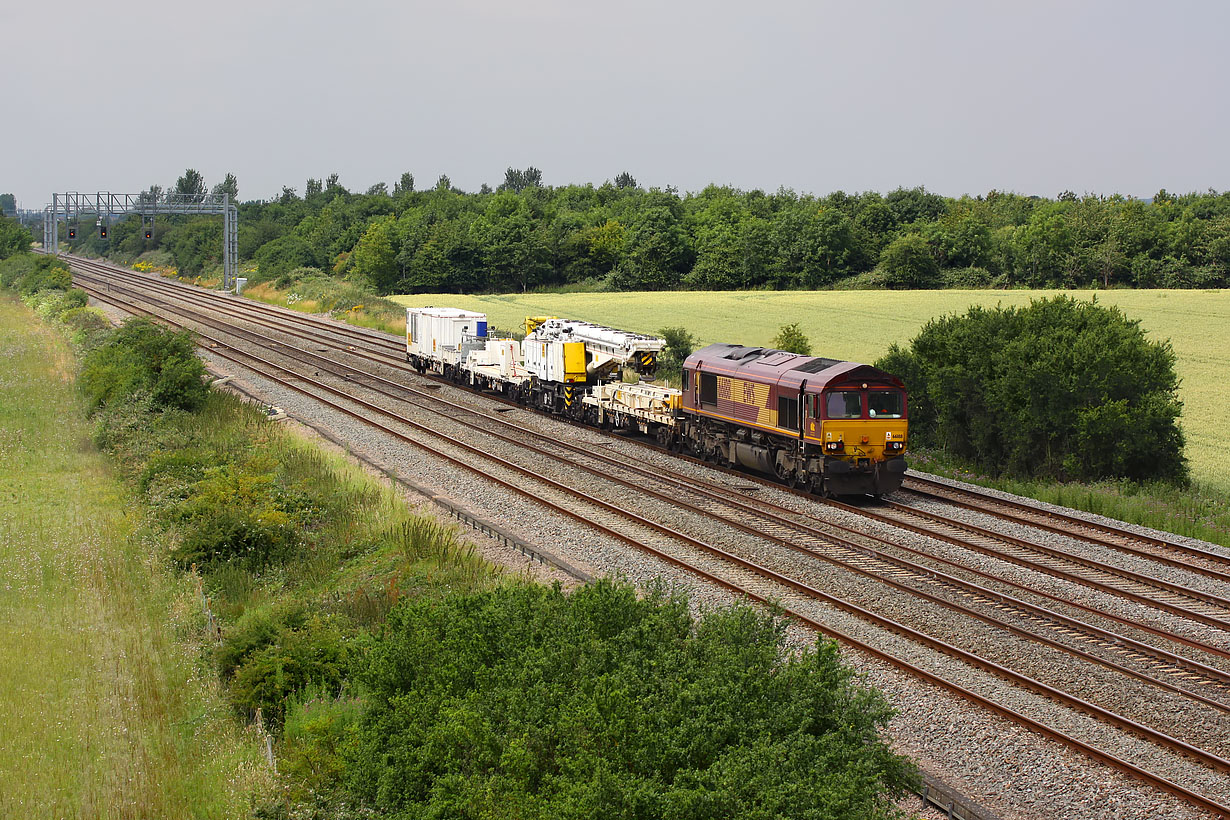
681;369;690;392
700;372;718;406
778;396;799;430
868;389;905;419
825;390;863;419
805;393;819;419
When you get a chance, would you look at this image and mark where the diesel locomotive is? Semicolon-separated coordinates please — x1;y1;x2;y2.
405;306;907;496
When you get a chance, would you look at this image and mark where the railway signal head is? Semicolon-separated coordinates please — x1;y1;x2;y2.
144;228;153;239
99;225;108;239
68;227;76;239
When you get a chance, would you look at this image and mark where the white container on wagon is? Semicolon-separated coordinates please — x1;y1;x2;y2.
406;307;488;369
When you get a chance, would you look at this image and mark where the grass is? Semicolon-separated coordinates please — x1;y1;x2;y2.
241;278;406;336
0;295;271;818
388;289;1230;496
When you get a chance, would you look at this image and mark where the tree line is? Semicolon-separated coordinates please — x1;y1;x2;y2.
64;168;1230;294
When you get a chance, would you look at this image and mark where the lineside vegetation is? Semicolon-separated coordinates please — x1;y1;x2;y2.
3;251;919;818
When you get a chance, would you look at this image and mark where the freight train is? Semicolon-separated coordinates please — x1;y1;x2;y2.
406;307;907;496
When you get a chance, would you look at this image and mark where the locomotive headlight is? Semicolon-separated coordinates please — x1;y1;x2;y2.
825;440;844;452
886;440;905;452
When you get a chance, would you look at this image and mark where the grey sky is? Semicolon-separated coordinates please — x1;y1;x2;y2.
5;0;1227;209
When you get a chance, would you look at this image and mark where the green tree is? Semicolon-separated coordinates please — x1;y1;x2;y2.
878;233;940;288
305;178;323;197
393;172;414;195
885;186;948;224
165;219;222;275
613;191;691;290
473;195;549;292
174;168;207;203
211;172;239;202
614;171;637;189
351;216;400;293
499;167;543;193
772;322;811;355
0;193;15;216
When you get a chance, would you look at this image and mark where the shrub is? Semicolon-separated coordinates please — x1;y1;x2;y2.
218;602;308;677
877;295;1186;483
347;580;916;818
0;253;35;288
228;615;352;724
772;321;812;354
657;325;696;384
58;306;112;346
79;317;208;412
280;685;366;796
31;287;88;321
941;266;998;288
254;235;318;282
0;215;31;259
14;255;72;294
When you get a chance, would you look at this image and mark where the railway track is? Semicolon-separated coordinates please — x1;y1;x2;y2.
903;473;1230;577
64;254;1230;818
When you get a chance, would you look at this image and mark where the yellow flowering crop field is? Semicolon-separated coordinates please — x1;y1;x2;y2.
391;289;1230;492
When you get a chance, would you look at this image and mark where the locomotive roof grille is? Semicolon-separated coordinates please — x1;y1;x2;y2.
792;357;844;373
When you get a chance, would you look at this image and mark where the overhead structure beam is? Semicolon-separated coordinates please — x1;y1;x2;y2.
45;191;239;290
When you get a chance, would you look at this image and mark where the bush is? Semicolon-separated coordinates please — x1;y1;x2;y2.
877;296;1186;483
941;266;999;288
254;235;319;282
0;253;34;288
168;459;303;569
772;321;811;354
31;287;88;322
228;615;352;724
280;685;366;797
9;255;73;295
218;602;308;677
347;580;916;818
58;306;112;346
657;326;696;384
0;215;31;259
79;317;208;412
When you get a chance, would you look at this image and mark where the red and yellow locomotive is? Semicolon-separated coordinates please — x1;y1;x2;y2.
679;344;908;496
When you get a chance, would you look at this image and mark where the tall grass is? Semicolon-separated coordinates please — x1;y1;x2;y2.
0;295;271;818
243;277;406;336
